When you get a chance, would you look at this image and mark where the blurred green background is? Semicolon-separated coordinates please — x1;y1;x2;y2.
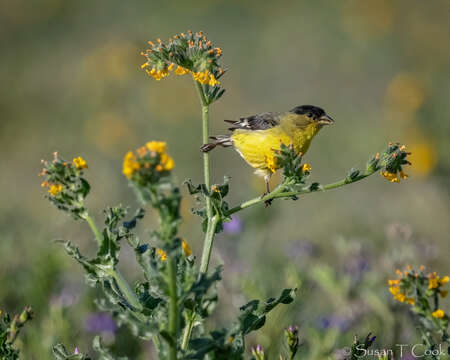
1;0;449;358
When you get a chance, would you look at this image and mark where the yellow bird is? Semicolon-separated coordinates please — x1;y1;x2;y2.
201;105;334;195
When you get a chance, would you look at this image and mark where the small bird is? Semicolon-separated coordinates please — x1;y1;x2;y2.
201;105;334;196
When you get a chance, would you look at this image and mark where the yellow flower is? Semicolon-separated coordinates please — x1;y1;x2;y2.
192;70;208;84
265;154;277;173
175;66;190;75
192;70;220;86
156;248;167;261
394;293;406;302
388;279;400;286
73;156;88;169
406;297;415;305
208;73;219;86
155;164;164;172
181;239;192;256
302;163;312;172
389;286;400;295
146;141;166;153
432;309;445;319
380;170;400;183
168;63;175;71
440;290;448;298
122;151;140;178
48;184;63;196
41;181;50;188
160;153;175;171
428;272;440;289
440;276;450;285
146;67;170;81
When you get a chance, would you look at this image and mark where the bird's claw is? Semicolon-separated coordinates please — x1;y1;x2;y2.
261;192;273;207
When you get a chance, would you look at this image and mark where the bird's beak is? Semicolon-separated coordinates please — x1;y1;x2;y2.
318;114;334;125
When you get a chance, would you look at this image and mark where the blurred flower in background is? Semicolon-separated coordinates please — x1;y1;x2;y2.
223;215;243;235
84;312;117;334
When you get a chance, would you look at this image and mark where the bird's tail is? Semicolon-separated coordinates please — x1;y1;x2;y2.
200;135;232;152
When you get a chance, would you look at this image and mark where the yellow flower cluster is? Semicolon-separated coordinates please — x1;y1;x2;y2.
73;156;88;169
141;63;174;81
388;279;415;305
192;70;220;86
428;272;449;292
122;151;140;178
175;65;190;75
41;181;63;196
122;141;175;179
380;170;408;183
141;31;224;88
142;60;220;86
389;266;449;320
432;309;445;319
380;144;410;182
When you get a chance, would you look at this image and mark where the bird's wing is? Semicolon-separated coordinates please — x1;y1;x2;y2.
224;112;281;131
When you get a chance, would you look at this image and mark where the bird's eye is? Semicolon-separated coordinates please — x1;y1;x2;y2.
307;112;313;118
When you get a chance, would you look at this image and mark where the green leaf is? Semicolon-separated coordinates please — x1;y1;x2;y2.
52;344;90;360
92;336;128;360
238;288;296;335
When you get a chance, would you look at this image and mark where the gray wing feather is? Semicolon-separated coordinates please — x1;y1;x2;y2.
224;112;280;131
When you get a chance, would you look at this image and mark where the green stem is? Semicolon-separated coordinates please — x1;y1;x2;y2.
85;214;103;246
181;81;216;351
196;82;213;219
194;81;215;274
225;171;375;216
167;256;179;360
181;313;195;350
200;215;219;274
84;213;142;311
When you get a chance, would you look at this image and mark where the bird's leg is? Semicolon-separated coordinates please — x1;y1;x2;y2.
263;173;273;207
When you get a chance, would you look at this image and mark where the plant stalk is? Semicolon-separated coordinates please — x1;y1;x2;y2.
194;81;215;274
181;81;217;351
225;171;376;216
200;215;219;273
85;213;103;247
168;256;179;360
181;313;195;350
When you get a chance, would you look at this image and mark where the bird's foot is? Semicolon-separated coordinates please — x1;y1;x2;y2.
261;192;273;207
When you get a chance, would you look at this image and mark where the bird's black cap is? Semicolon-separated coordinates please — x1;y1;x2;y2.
290;105;326;118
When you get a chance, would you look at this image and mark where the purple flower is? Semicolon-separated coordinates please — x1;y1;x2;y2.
84;312;117;333
223;216;243;235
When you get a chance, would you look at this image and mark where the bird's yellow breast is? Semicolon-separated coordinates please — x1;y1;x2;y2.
231;122;320;174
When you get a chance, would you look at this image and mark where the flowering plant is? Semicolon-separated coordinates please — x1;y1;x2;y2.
34;31;419;359
388;266;450;357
